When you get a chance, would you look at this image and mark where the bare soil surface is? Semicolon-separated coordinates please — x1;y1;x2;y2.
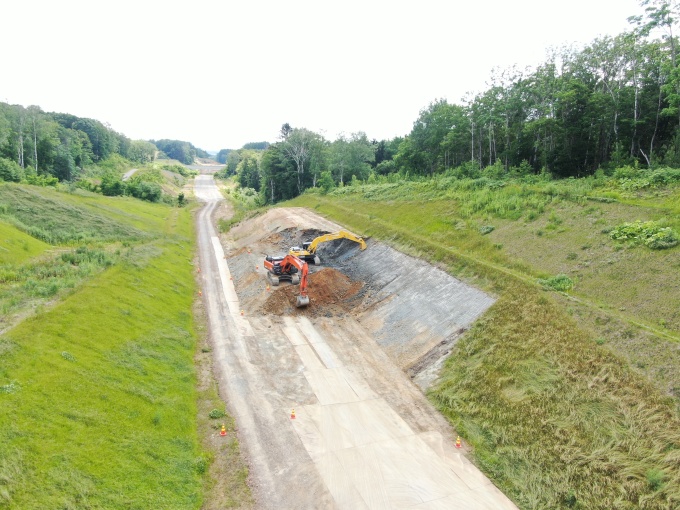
194;178;515;509
260;268;364;317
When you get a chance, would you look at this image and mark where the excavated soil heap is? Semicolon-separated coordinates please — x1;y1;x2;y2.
260;268;363;316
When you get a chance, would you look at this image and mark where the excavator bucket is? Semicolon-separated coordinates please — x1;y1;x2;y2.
295;295;310;308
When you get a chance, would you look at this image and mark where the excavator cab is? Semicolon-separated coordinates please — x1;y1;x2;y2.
262;254;310;307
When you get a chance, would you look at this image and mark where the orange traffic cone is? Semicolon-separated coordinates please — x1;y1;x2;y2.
455;436;462;448
290;409;296;420
220;424;227;436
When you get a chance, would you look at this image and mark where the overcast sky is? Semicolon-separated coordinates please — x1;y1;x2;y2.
2;0;642;152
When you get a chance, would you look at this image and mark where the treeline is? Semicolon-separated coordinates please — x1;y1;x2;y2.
0;102;210;184
222;1;680;203
152;139;210;165
219;126;381;203
0;104;140;183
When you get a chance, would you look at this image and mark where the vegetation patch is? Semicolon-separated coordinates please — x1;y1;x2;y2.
609;220;679;250
0;211;205;508
0;246;115;325
537;273;574;291
0;184;150;244
431;283;680;509
217;180;263;233
0;221;50;266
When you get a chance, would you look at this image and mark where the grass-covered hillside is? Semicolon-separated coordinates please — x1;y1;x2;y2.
0;183;249;509
286;168;680;509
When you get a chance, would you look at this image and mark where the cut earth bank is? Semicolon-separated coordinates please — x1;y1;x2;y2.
226;207;496;389
212;205;516;509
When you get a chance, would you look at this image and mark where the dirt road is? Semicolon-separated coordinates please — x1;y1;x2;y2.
194;175;517;509
122;168;138;181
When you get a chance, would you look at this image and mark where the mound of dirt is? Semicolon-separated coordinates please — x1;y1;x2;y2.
260;268;364;316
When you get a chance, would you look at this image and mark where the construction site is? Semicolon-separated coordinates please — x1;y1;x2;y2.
195;174;516;509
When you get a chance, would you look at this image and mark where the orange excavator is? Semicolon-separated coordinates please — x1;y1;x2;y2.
263;254;310;307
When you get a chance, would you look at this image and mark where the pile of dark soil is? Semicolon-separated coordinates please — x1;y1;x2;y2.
260;268;363;317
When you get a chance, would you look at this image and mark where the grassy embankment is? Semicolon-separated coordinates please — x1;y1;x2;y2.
286;173;680;509
0;184;251;509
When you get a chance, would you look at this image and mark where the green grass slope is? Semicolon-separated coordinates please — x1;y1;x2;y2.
0;220;50;266
0;183;231;508
0;240;201;508
287;174;680;509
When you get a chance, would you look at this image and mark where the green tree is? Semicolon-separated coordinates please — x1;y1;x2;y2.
242;141;270;150
345;132;374;181
128;140;157;163
281;127;319;194
318;170;335;194
0;157;24;182
236;150;261;191
408;99;460;175
225;151;241;176
259;144;297;203
52;144;76;181
152;139;196;164
100;171;125;196
72;118;115;161
215;149;232;164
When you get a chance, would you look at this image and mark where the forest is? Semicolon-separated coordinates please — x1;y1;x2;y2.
3;1;680;208
0;104;208;186
218;0;680;204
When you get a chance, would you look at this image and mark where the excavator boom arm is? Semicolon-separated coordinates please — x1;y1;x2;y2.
306;230;366;253
271;254;309;307
279;255;309;294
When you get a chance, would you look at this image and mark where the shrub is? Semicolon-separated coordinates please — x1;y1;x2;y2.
646;468;666;490
537;274;574;291
319;171;335;194
644;228;679;249
24;173;58;187
609;220;679;250
479;225;495;235
208;409;225;419
0;158;25;182
126;181;162;202
61;351;76;362
100;171;126;196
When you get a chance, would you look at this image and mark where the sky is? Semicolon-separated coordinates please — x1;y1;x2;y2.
2;0;643;153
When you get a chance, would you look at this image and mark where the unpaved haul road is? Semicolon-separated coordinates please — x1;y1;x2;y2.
194;175;517;509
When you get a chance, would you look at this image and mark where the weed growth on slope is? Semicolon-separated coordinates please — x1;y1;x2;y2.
0;246;114;323
0;221;50;266
0;189;246;508
0;223;205;508
0;184;151;244
430;284;680;509
609;220;679;249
